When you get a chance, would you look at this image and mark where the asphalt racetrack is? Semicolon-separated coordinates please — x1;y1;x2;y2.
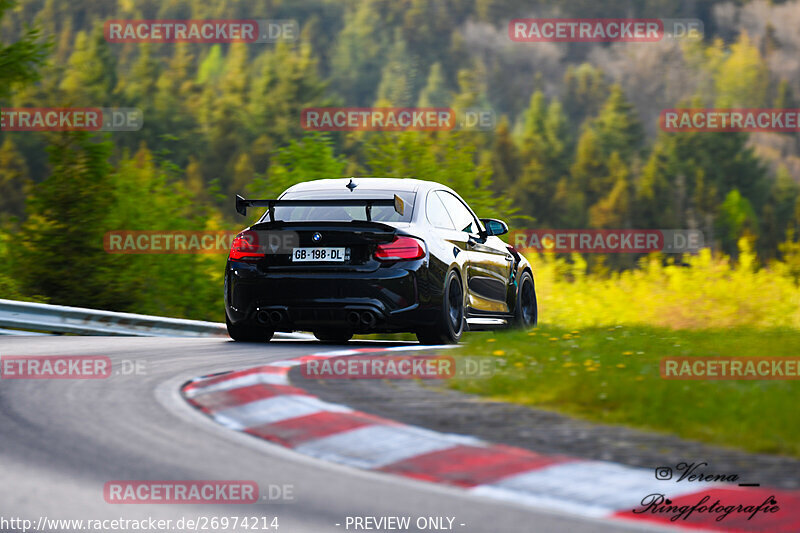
0;336;670;533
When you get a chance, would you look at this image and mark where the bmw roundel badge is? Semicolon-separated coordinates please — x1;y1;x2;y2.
312;232;322;242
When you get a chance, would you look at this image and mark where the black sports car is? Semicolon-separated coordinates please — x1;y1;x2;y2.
225;178;536;344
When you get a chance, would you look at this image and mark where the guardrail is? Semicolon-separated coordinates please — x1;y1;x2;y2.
0;298;308;339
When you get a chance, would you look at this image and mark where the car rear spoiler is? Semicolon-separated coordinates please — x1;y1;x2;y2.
235;194;406;222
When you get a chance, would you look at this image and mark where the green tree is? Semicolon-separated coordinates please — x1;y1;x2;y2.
231;152;255;197
636;138;678;228
488;116;519;193
363;131;513;220
588;152;631;229
760;166;799;259
417;62;450;108
774;79;796;110
196;45;225;86
563;63;608;129
511;91;572;226
0;0;47;299
714;32;769;107
569;126;607;220
375;29;418;107
590;84;643;163
0;137;30;221
0;0;48;100
104;145;222;320
122;43;159;105
717;189;758;256
59;26;116;106
636;95;767;235
249;133;346;200
249;41;329;150
520;90;547;159
13;133;130;309
152;43;200;167
451;61;490;114
200;42;251;196
331;0;390;105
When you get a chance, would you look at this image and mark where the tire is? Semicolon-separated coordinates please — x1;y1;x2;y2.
513;271;537;328
226;314;274;342
416;270;465;345
313;330;354;343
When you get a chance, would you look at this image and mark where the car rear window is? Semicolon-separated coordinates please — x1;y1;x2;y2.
263;190;416;223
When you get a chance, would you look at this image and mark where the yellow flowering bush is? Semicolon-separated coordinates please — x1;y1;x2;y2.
528;239;800;330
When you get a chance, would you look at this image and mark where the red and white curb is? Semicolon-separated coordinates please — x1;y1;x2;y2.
182;346;800;532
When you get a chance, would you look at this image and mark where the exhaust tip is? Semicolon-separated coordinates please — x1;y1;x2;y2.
346;311;361;327
269;310;284;324
360;311;376;328
256;310;271;325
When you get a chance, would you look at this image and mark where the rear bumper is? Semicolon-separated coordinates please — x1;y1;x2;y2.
225;261;440;332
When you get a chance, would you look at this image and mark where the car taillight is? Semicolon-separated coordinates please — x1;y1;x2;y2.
374;236;425;261
228;231;264;261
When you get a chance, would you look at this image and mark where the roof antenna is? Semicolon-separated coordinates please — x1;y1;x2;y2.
346;177;357;191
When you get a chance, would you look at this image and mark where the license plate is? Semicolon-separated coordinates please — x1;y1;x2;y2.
291;247;348;262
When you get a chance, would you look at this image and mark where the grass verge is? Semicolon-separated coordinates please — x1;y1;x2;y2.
451;326;800;457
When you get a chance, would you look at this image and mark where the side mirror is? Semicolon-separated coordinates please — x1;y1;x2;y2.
481;218;509;237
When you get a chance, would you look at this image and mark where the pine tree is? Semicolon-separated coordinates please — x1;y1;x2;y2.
0;0;48;100
760;166;799;259
103;144;222;319
331;0;389;105
124;43;159;104
488;116;520;193
714;31;769;107
13;132;129;309
417;62;450;108
375;29;417;107
0;137;31;221
543;98;571;177
588;152;630;229
773;79;796;110
363;131;513;220
636;139;678;228
762;22;780;57
451;61;490;114
249;133;346;199
249;41;328;148
570;126;608;213
196;45;225;86
152;43;199;167
520;91;547;160
717;189;758;257
563;63;608;129
59;26;116;106
591;84;643;163
231;152;255;196
511;91;572;226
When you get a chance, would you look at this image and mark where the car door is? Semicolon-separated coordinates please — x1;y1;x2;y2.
425;190;469;284
435;191;512;314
